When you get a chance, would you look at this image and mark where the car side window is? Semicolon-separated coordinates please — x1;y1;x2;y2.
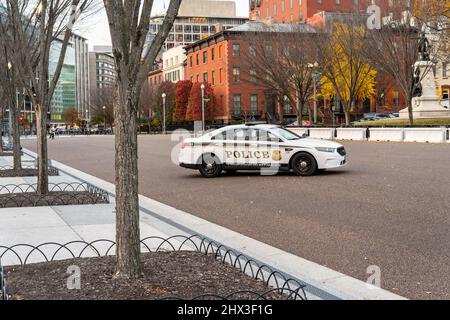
212;131;226;140
256;130;281;142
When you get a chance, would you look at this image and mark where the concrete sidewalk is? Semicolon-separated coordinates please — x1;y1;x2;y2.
0;154;190;266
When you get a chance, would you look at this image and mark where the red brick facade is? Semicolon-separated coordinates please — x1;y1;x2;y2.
184;31;278;123
249;0;397;23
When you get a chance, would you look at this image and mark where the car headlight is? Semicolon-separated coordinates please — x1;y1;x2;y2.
315;147;336;153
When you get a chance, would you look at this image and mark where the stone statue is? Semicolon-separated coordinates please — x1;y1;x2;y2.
418;32;431;61
412;67;422;97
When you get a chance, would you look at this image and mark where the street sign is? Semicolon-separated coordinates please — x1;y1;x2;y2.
203;98;210;102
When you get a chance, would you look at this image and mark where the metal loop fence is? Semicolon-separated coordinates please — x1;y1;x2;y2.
0;182;110;208
0;235;307;301
0;165;59;176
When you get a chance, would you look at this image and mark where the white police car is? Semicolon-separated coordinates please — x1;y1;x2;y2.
179;124;347;178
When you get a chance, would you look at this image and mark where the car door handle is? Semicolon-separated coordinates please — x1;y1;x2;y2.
285;148;294;152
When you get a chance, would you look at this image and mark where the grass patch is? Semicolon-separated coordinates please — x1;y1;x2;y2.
355;118;450;127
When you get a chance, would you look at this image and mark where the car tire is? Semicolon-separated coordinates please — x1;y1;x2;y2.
199;154;222;178
291;152;317;177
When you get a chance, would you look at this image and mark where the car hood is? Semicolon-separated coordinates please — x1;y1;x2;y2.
286;138;344;149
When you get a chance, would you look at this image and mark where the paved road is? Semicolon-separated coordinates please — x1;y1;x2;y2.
22;135;450;299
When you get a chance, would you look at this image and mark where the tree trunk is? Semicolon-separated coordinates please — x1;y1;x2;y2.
114;81;142;279
11;95;22;170
0;110;3;153
406;93;414;126
344;103;351;126
36;106;49;195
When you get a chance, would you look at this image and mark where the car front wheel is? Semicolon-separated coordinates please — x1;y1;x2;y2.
291;152;317;176
199;154;222;178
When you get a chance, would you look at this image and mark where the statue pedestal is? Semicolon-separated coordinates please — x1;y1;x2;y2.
399;61;450;119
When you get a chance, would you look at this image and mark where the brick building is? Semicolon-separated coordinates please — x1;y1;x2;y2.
184;22;316;123
249;0;362;23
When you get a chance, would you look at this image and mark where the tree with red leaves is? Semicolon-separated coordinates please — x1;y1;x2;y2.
174;80;193;121
186;82;216;121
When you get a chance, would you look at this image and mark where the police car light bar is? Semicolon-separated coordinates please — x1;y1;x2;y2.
244;121;268;126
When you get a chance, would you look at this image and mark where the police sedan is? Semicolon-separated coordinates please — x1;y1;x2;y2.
179;124;347;178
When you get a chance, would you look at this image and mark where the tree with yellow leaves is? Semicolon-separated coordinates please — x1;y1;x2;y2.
318;22;377;126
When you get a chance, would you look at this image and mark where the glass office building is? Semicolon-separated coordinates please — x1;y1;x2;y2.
49;40;77;123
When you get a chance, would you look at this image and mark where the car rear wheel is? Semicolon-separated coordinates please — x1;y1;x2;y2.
291;153;317;176
199;154;222;178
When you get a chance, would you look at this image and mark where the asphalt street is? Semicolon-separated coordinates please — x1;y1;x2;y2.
22;135;450;299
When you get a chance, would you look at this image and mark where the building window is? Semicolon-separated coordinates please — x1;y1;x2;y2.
250;68;257;83
393;91;399;108
232;68;240;83
219;68;223;84
211;48;215;61
233;95;241;114
196;53;199;65
219;45;223;58
203;72;208;83
249;45;256;57
251;95;258;114
232;44;240;57
190;56;193;67
203;51;207;64
211;70;216;86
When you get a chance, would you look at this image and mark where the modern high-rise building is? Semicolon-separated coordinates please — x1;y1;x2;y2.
88;46;115;107
148;0;248;51
49;39;77;124
73;34;90;120
49;33;89;124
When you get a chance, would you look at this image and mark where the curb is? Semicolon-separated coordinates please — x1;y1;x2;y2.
21;148;406;300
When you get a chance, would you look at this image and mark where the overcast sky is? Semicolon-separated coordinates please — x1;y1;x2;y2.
77;0;249;48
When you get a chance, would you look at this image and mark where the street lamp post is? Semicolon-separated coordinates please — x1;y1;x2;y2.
161;93;166;134
102;106;106;133
308;62;320;125
200;83;205;132
85;109;90;133
7;62;13;147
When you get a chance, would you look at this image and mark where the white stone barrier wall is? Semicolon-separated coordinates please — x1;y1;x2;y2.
288;128;309;137
403;127;447;143
309;128;335;140
368;128;404;142
336;128;367;141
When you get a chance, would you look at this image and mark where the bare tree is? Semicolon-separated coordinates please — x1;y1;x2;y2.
0;13;23;168
1;0;96;193
243;26;318;125
103;0;182;278
365;1;443;125
92;86;114;127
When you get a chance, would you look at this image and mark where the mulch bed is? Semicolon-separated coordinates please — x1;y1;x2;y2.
0;191;109;208
2;252;285;300
0;169;58;178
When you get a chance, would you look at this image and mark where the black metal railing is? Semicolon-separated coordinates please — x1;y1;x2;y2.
0;182;110;208
0;165;59;176
0;235;308;301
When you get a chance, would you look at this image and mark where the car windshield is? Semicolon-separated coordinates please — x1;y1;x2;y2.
271;128;302;141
